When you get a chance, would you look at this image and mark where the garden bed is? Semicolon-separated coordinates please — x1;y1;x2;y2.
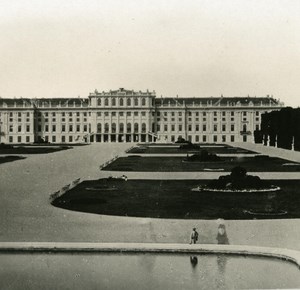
101;156;300;172
52;178;300;219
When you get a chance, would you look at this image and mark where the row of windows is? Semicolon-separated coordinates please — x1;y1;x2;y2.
97;111;147;117
156;111;261;117
37;112;89;117
37;124;89;133
97;123;147;134
37;118;88;123
9;125;31;132
97;97;147;107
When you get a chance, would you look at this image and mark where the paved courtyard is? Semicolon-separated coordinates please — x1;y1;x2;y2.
0;143;300;251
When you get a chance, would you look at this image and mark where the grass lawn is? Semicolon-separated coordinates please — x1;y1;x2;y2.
52;178;300;220
102;156;300;172
0;155;26;164
128;145;256;154
0;146;72;154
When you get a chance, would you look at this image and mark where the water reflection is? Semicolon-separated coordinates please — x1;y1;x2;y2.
190;256;198;268
216;224;229;245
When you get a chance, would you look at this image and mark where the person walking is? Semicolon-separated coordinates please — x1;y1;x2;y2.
190;228;199;244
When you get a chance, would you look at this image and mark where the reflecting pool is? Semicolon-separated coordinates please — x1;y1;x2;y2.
0;253;299;289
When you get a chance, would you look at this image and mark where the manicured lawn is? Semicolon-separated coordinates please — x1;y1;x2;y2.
128;145;256;154
52;178;300;220
102;156;300;172
0;146;72;154
0;155;26;164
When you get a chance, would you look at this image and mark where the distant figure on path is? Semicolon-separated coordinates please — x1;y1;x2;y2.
190;228;199;244
216;224;229;245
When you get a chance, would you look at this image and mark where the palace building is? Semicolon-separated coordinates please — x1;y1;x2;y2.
0;88;283;144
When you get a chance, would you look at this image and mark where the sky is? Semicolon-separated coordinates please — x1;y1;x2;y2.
0;0;299;107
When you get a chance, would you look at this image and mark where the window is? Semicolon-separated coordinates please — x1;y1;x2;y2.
213;124;217;132
120;98;124;106
112;112;116;116
231;124;235;131
188;125;192;131
97;98;101;106
213;135;218;142
134;123;139;133
45;136;49;142
27;112;30;117
164;125;168;132
69;136;73;142
127;123;131;133
45;125;49;132
134;112;138;116
105;98;109;106
179;125;182;131
18;112;21;117
26;125;30;132
76;118;80;122
76;112;80;117
231;135;235;142
52;118;56;122
156;124;160;132
178;112;182;116
196;125;199;131
203;124;206;132
26;136;30;143
222;124;226;132
256;111;259;116
214;118;217;122
52;125;56;132
69;118;73;122
112;123;116;133
142;98;146;106
62;136;65;143
127;98;131;106
127;112;131;116
62;112;65;117
134;98;138;106
202;135;207;142
214;112;217;116
119;123;124;133
104;112;109;116
83;112;87;117
222;112;226;116
68;112;72;116
112;98;116;106
243;111;247;116
52;136;56;143
141;112;146;116
84;125;88;132
62;118;65;122
76;125;80;132
231;111;234;116
9;136;13;143
171;125;175;131
255;117;260;122
18;136;22;143
18;118;21;122
104;123;109;133
256;124;260;130
97;123;101;133
62;125;66;132
119;112;124;116
141;123;146;133
69;125;73;132
222;135;226;142
195;136;199;142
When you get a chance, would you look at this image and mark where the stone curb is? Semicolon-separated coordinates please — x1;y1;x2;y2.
0;242;299;268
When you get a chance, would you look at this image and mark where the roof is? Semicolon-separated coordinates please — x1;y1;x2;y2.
155;96;281;107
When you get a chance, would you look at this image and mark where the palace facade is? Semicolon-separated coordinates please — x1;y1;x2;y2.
0;88;283;144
